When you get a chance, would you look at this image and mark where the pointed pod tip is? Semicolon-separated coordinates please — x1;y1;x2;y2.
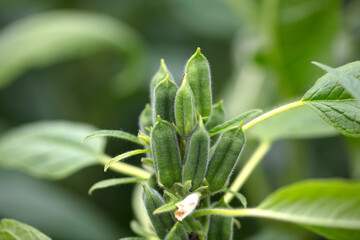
196;47;201;53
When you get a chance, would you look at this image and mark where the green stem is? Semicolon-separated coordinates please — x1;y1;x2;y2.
224;140;272;203
242;100;305;131
99;155;151;179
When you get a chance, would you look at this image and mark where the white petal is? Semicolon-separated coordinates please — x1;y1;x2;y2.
174;192;200;221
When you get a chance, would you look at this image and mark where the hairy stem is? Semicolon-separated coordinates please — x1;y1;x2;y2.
99;155;151;179
242;101;305;131
224;140;272;203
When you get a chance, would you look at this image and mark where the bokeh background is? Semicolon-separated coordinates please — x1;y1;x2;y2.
0;0;359;239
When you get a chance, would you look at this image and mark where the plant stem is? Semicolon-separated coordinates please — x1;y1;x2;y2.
224;140;272;203
242;101;305;131
99;155;151;179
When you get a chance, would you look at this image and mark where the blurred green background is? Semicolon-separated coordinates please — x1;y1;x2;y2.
0;0;359;239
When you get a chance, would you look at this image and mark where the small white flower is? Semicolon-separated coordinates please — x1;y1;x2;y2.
175;192;200;221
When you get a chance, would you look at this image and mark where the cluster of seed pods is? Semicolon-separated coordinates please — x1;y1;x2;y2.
140;48;246;239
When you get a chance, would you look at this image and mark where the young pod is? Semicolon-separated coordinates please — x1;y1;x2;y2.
182;118;210;190
165;222;188;240
153;75;178;124
206;100;226;130
185;48;212;118
142;184;174;239
205;125;246;192
151;117;182;189
139;104;153;135
175;74;196;136
208;199;233;240
151;59;170;103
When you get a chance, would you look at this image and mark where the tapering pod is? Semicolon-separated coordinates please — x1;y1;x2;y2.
205;125;246;192
151;59;170;102
182;117;210;190
153;75;178;123
165;222;188;240
139;104;153;135
206;100;226;130
142;184;174;239
175;74;196;135
208;199;233;240
185;48;212;118
151;117;182;189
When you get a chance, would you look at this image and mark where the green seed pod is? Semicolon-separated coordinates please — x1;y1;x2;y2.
175;74;196;136
165;222;188;240
182;118;210;190
208;199;233;240
205;125;246;192
151;59;170;102
139;104;153;135
151;117;182;189
142;184;174;239
206;100;226;130
185;48;212;118
181;216;203;233
153;75;178;124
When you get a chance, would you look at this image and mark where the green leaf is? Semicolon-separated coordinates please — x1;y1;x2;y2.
0;169;125;239
130;220;157;238
312;62;360;100
302;61;360;137
223;189;247;208
0;11;146;97
104;149;150;171
82;129;142;145
208;109;262;136
153;199;180;215
0;219;51;240
0;121;105;179
248;105;338;140
195;180;360;240
89;177;147;194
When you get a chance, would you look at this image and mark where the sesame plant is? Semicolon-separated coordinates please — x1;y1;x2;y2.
81;49;360;240
0;48;360;240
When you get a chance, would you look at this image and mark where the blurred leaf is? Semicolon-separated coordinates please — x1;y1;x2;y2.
195;180;360;240
246;227;302;240
248;105;338;140
302;61;360;138
347;138;360;178
264;0;340;95
172;0;239;38
89;177;147;195
0;11;146;97
0;218;51;240
0;121;105;179
0;169;125;240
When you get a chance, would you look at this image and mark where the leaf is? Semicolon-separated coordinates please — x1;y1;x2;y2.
0;219;51;240
302;61;360;137
82;129;142;145
0;121;105;179
104;149;150;171
0;169;124;239
153;200;180;215
312;62;360;100
208;109;262;136
195;180;360;240
0;11;146;97
130;220;156;238
248;104;338;140
223;189;247;208
89;177;147;194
